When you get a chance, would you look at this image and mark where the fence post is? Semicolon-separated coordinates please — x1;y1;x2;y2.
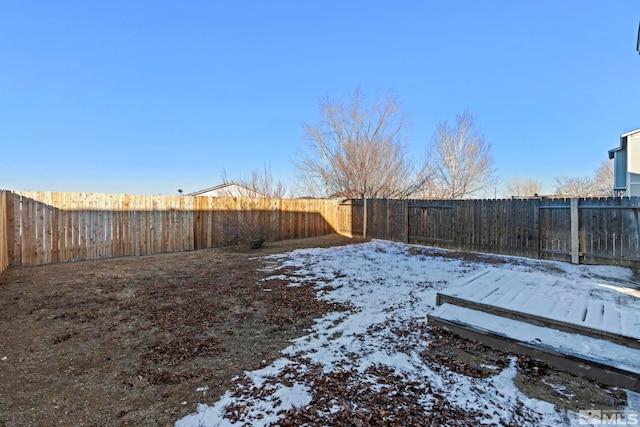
0;190;7;273
362;196;367;238
533;197;541;260
571;198;579;264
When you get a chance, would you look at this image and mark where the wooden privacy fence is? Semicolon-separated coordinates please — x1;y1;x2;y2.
355;198;540;259
2;191;639;271
347;197;640;268
0;191;345;268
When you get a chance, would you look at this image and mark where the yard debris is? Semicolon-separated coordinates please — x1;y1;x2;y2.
516;355;549;381
251;238;265;249
420;325;511;379
276;362;490;426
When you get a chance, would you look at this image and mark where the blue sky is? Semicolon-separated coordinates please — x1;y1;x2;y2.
1;1;638;196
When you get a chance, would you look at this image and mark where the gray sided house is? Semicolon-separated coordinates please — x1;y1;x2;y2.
609;128;640;196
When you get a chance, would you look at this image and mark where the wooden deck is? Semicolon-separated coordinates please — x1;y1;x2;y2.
428;267;640;391
435;268;640;349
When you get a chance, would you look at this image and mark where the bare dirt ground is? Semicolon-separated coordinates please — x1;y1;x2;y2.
0;234;628;426
0;235;364;426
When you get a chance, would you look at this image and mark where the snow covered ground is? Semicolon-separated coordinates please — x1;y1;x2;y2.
176;240;640;427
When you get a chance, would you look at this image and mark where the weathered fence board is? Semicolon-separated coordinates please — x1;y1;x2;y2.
368;199;540;259
452;199;538;259
539;198;572;261
408;200;454;245
537;197;640;266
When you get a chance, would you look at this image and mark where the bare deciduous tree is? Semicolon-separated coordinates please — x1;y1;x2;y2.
594;160;615;197
555;160;617;198
505;177;543;198
425;111;497;199
554;175;600;197
219;165;286;248
297;87;427;199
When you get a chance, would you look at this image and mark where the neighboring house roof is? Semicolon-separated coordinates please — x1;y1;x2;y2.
186;183;267;198
328;190;363;199
609;128;640;159
609;147;622;159
621;128;640;138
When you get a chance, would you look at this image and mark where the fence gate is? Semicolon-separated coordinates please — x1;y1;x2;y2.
539;198;572;263
407;202;454;246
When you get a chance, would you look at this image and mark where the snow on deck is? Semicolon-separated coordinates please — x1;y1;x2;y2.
429;303;640;375
438;267;640;343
